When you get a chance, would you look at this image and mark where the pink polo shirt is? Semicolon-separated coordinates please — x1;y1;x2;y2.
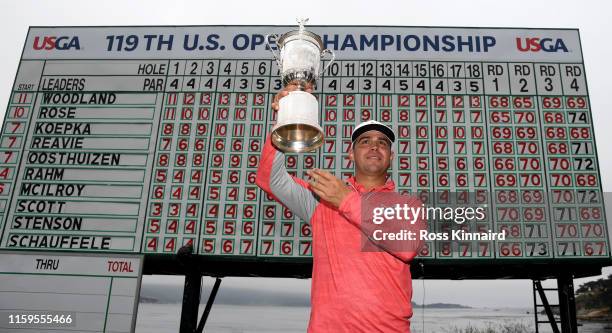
256;135;423;332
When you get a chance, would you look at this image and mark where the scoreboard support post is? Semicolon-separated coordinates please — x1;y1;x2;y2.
177;244;224;333
557;274;578;333
178;244;202;333
179;271;202;333
196;277;223;333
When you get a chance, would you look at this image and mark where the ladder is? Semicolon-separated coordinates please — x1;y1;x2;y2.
533;275;578;333
533;279;561;333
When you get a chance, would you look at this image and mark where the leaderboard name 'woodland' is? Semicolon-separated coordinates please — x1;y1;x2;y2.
42;93;116;104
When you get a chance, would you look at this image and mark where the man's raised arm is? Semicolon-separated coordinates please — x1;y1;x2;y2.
255;85;320;222
255;133;318;223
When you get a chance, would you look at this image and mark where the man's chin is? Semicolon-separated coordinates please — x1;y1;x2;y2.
360;165;389;176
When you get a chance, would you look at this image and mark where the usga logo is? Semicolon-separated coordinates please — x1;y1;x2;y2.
33;36;81;50
516;37;568;52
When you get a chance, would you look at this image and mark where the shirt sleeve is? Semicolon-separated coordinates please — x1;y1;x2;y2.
255;134;318;223
337;191;426;263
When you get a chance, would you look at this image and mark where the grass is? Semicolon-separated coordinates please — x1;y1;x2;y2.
442;321;533;333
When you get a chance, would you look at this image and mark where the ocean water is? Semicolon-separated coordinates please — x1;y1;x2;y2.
135;303;611;333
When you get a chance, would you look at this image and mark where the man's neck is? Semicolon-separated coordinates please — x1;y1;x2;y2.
355;174;387;191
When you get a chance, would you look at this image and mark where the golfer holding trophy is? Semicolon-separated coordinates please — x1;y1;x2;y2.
259;20;425;332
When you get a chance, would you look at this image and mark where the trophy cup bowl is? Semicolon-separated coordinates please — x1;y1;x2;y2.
267;20;335;152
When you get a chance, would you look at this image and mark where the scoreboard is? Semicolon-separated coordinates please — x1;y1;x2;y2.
0;26;610;270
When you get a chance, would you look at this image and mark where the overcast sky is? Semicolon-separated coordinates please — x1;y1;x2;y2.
0;0;610;309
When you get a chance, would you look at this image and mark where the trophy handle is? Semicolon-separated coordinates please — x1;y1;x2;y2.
265;34;282;68
319;49;336;76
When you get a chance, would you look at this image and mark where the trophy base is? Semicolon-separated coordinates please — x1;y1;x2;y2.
271;123;324;153
272;91;323;153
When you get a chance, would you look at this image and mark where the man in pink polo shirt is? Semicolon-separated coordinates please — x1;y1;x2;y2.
256;86;425;332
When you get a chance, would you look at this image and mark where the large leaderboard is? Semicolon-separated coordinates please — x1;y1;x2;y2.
0;26;609;266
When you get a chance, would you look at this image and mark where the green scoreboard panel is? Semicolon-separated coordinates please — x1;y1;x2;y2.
0;26;609;266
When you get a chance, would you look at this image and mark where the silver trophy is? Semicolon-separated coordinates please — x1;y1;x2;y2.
266;19;335;152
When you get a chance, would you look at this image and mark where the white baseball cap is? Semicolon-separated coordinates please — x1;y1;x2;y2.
351;120;395;143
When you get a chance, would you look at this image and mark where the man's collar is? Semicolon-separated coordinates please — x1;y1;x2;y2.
346;175;395;193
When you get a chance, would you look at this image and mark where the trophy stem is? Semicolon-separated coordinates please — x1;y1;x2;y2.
294;81;314;91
